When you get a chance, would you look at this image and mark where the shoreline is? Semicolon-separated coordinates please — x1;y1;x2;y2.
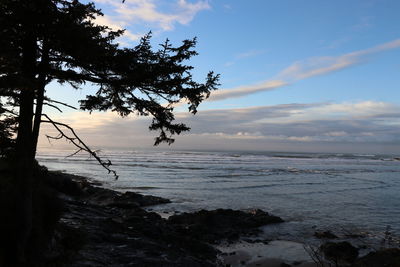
45;170;399;266
36;148;400;241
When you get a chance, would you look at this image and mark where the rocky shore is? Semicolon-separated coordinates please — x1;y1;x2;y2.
43;171;285;266
41;171;400;267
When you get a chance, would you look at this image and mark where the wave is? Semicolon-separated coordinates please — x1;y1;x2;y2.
112;186;160;190
37;149;400;237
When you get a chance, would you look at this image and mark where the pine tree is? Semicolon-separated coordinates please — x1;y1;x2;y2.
0;0;218;263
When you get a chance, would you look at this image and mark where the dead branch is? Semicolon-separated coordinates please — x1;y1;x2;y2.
304;245;329;267
45;133;63;141
43;102;63;112
0;106;18;116
41;114;118;179
43;97;77;110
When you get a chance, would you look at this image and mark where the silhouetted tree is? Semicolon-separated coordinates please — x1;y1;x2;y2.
0;0;219;263
0;101;16;155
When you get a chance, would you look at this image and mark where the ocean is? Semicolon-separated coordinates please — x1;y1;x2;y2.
37;149;400;246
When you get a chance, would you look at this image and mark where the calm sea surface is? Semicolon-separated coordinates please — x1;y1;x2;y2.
37;149;400;245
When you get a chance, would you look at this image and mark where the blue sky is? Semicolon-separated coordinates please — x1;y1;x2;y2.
40;0;400;153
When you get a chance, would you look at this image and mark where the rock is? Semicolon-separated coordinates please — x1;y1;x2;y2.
77;183;170;208
353;248;400;267
168;208;284;243
85;186;119;205
320;241;359;264
314;230;338;239
41;172;287;266
45;172;219;266
107;200;140;209
46;171;85;196
344;232;366;239
113;191;171;207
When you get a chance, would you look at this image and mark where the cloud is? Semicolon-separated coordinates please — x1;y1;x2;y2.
277;55;360;81
213;39;400;101
209;80;288;101
224;49;265;67
94;15;142;42
324;131;348;137
235;49;265;59
278;39;400;81
322;37;352;50
38;101;400;153
223;4;232;10
176;101;400;145
352;16;374;31
223;61;235;67
92;0;210;42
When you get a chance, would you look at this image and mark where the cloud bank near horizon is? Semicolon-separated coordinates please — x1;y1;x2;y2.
39;101;400;153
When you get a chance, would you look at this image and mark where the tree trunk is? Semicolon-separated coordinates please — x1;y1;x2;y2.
12;31;37;264
32;83;45;156
32;41;49;156
14;89;35;264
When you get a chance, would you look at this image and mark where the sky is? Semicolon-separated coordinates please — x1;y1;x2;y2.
39;0;400;154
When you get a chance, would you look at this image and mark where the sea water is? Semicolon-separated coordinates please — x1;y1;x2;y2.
37;149;400;245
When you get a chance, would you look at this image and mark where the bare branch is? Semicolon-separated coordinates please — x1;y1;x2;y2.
66;148;83;158
43;103;63;112
45;133;63;141
44;97;77;110
0;107;18;116
41;114;118;179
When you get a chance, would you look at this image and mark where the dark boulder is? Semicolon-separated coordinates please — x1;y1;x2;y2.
168;208;284;243
314;230;338;239
353;248;400;267
46;171;85;196
320;241;359;264
112;191;171;207
79;184;170;208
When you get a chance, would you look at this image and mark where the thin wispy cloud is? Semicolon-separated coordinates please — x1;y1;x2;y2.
235;49;265;59
92;0;210;41
277;56;359;81
209;80;287;101
214;38;400;101
279;38;400;81
321;37;352;50
224;49;265;67
352;16;374;31
223;4;232;10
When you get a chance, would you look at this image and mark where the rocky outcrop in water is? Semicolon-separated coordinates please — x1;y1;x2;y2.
168;208;284;244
